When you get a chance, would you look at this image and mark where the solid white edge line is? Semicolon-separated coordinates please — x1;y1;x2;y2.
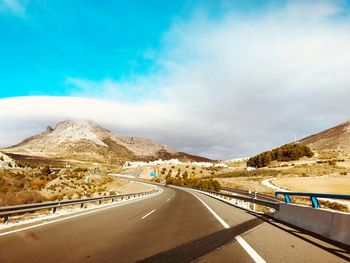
141;209;156;219
190;192;230;229
0;189;162;237
189;191;266;263
235;236;266;263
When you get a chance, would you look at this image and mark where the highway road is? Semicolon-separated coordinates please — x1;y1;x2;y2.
0;186;349;262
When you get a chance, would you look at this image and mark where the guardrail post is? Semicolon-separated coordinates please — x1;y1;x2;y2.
52;207;57;214
253;192;257;212
80;203;84;209
98;200;102;205
3;216;8;224
111;198;114;203
284;194;291;204
311;196;321;208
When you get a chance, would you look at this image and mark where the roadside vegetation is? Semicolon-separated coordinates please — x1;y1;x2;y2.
165;176;221;192
0;163;138;206
247;143;314;168
0;169;48;206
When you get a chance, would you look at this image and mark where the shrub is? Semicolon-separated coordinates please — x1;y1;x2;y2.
31;179;47;190
205;169;280;179
74;167;88;172
0;190;46;206
41;166;51;176
166;177;221;192
247;143;314;168
182;171;189;179
328;160;337;166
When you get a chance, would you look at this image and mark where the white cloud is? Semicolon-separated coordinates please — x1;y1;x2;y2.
0;96;196;148
0;0;25;16
1;1;350;159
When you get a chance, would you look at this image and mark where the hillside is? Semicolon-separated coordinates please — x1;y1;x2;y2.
0;152;17;169
298;121;350;150
3;120;210;165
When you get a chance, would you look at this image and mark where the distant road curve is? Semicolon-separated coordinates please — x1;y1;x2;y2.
261;178;287;192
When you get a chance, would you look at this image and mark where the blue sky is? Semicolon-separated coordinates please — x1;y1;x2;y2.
0;0;185;97
1;0;350;159
0;0;280;99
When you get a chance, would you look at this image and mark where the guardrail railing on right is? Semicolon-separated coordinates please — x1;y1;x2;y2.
169;185;280;212
275;191;350;208
169;185;350;246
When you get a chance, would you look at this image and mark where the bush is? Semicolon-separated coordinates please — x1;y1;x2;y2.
166;177;221;192
74;167;88;172
182;171;189;179
41;166;51;176
206;169;280;179
247;143;314;168
0;190;46;206
328;160;337;166
31;179;47;190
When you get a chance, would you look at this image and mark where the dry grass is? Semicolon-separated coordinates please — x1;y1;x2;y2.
272;176;350;194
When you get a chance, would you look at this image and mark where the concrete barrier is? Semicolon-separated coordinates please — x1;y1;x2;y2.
329;212;350;245
274;203;350;246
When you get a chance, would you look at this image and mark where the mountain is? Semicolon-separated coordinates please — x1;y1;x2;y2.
298;121;350;151
3;120;210;164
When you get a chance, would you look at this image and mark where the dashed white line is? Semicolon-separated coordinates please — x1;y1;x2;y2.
190;192;266;263
0;194;157;237
0;184;163;238
141;209;156;219
166;198;170;202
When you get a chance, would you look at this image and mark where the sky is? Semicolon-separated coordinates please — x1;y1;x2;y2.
1;0;350;159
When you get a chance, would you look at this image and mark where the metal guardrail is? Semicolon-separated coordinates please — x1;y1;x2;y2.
0;188;159;224
222;187;279;203
275;191;350;208
169;185;280;211
202;189;280;210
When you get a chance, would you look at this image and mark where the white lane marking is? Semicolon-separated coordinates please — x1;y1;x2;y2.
235;236;266;263
191;193;230;229
166;198;170;202
190;192;266;263
0;191;160;237
141;209;156;219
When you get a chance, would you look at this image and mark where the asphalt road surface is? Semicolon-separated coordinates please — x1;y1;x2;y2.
0;186;349;263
